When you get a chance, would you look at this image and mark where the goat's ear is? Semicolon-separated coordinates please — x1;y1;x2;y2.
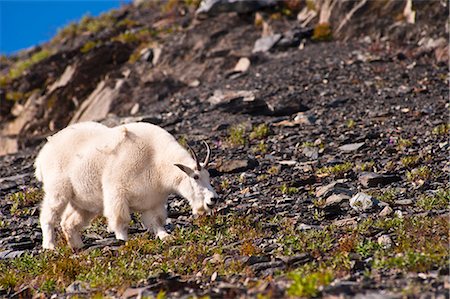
174;164;195;176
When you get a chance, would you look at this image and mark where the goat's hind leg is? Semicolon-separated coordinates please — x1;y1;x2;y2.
40;182;72;250
103;191;130;241
60;203;95;250
142;207;169;240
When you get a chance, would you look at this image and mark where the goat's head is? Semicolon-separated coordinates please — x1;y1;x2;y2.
175;141;218;215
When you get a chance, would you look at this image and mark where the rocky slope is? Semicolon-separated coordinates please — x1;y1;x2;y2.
0;0;449;298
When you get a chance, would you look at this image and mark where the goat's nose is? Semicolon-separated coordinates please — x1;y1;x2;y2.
206;197;218;209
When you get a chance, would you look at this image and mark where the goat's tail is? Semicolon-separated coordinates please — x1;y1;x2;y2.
34;153;44;182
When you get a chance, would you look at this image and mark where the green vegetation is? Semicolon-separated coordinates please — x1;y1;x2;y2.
249;124;270;140
80;40;100;53
406;166;432;182
287;267;333;297
312;23;332;41
432;123;450;135
400;155;420;168
8;188;43;216
316;162;353;178
280;183;299;195
416;189;449;211
227;124;247;146
397;138;412;150
346;119;355;128
5;49;51;82
360;161;375;172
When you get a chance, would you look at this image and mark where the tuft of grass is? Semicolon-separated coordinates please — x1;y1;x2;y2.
280;183;299;195
406;166;432;182
356;240;381;258
252;140;267;154
5;91;25;101
397;138;412;150
346;119;355;128
7;49;51;80
249;123;270;140
432;123;450;135
80;40;100;53
416;189;449;211
400;155;420;168
9;188;43;216
312;23;332;41
177;135;188;148
227;124;247;146
360;161;375;172
316;162;353;178
267;165;280;175
220;179;230;190
287;266;333;297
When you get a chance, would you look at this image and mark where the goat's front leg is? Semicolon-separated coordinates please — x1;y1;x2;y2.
141;207;169;240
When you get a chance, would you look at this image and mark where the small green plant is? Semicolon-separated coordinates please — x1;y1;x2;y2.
249;123;270;140
312;209;325;221
252;140;267;154
40;278;57;293
5;91;25;101
9;188;43;215
8;49;51;80
177;135;188;148
280;183;299;195
356;240;380;258
346;119;355;128
220;179;230;190
416;189;449;211
401;155;420;168
227;124;246;146
397;138;412;150
316;162;353;177
287;267;333;297
406;166;432;182
267;165;280;175
360;161;375;172
432;123;450;135
80;40;99;53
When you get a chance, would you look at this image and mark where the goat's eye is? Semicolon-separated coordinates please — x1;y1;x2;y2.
193;175;199;180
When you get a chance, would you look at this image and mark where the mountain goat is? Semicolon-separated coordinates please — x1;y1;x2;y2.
35;121;218;250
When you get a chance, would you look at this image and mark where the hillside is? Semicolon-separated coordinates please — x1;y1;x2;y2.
0;0;449;298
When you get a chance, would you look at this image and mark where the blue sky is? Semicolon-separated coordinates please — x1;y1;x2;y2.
0;0;132;55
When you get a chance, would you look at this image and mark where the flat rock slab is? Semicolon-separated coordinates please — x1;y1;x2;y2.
350;192;379;212
339;142;365;152
253;34;282;53
217;159;258;173
359;172;401;187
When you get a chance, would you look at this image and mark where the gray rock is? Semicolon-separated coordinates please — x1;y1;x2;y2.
66;281;90;294
302;146;319;160
252;34;282;53
196;0;276;16
315;182;352;198
350;192;378;212
339;142;365;152
0;250;25;259
333;217;358;227
379;206;393;217
358;172;401;187
245;255;271;266
217;159;257;173
323;193;351;208
250;260;284;272
394;199;413;206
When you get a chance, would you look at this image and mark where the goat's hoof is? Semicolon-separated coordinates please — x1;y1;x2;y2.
156;231;170;240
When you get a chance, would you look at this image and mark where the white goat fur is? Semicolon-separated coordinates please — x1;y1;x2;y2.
35;121;217;250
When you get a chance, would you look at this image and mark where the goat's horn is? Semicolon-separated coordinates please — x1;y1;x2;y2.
202;141;211;167
187;143;201;170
